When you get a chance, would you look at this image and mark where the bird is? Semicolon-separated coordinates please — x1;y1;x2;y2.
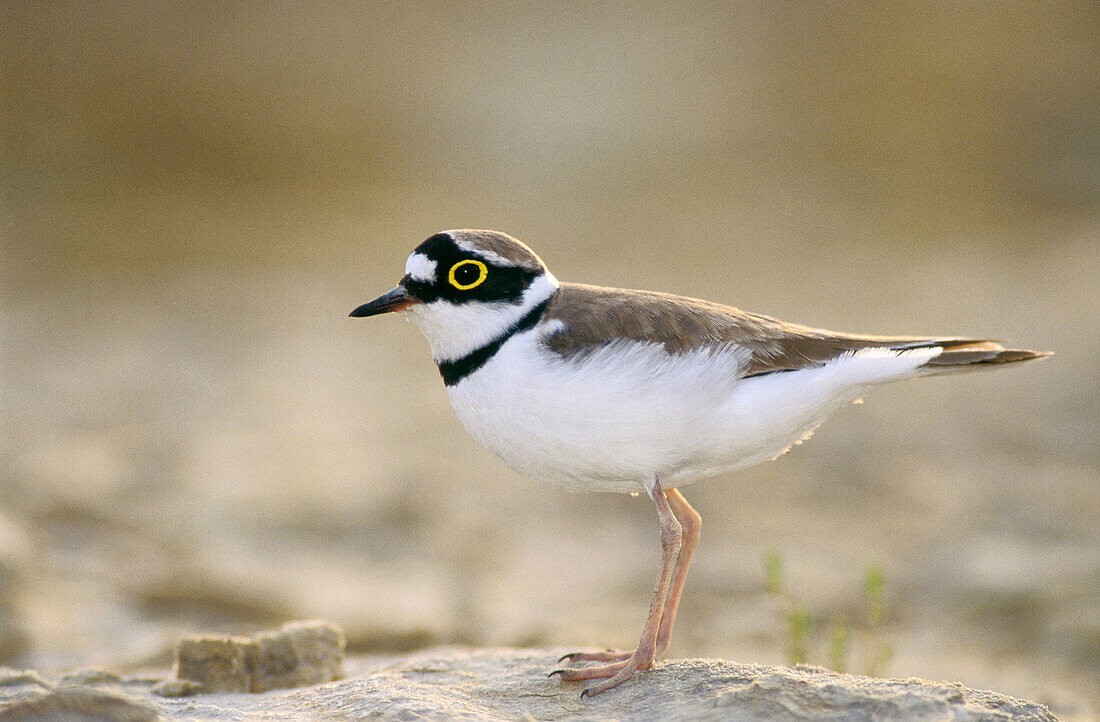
349;229;1050;697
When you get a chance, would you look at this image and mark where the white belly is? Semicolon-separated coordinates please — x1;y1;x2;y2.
445;330;936;493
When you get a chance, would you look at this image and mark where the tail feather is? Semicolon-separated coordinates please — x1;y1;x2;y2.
917;340;1052;372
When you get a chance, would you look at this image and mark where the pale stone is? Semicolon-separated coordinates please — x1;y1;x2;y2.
0;648;1058;721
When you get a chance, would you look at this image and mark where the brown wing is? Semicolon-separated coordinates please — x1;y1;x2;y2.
542;283;1005;377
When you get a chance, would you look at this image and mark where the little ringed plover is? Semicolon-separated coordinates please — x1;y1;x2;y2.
350;229;1050;696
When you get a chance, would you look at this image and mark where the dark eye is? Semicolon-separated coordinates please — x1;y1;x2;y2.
448;259;488;290
454;264;479;285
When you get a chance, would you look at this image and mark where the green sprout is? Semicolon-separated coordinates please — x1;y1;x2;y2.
763;552;893;676
828;619;850;673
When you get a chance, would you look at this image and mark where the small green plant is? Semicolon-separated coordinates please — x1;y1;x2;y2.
860;562;892;676
763;551;810;665
827;618;850;672
763;551;893;676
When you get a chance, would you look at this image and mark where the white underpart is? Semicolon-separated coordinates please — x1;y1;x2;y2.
405;272;560;362
404;252;437;283
452;239;518;268
446;334;942;493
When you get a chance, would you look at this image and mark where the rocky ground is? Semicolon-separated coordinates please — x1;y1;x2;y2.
0;647;1059;721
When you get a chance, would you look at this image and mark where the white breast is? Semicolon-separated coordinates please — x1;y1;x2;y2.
444;325;939;493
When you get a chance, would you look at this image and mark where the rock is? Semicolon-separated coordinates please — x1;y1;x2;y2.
150;679;203;698
172;619;345;693
174;636;255;693
0;669;49;689
0;686;163;722
0;648;1059;721
246;620;345;692
58;668;122;685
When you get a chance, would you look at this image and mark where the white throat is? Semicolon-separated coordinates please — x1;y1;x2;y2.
406;272;559;362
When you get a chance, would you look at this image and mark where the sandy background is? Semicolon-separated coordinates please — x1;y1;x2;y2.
3;3;1098;718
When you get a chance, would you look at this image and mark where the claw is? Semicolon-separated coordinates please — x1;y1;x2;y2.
580;688;591;700
557;652;577;663
548;669;566;678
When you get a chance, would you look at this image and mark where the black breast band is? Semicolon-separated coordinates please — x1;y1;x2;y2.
437;297;552;386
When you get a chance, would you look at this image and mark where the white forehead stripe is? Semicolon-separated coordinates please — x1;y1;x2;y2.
454;240;517;268
405;252;437;282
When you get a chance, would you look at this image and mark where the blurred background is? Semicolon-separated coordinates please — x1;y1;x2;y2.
2;2;1098;717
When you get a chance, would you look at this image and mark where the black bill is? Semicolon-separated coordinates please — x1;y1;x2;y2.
349;286;417;317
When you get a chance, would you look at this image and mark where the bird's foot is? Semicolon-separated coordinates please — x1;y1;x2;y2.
556;649;632;664
549;647;654;697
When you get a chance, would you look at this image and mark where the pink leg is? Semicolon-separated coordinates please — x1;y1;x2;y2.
550;483;683;696
556;489;701;666
654;489;700;659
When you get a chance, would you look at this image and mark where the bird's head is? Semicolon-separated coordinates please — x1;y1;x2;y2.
350;230;559;362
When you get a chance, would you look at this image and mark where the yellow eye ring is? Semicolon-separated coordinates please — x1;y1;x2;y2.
448;259;488;290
